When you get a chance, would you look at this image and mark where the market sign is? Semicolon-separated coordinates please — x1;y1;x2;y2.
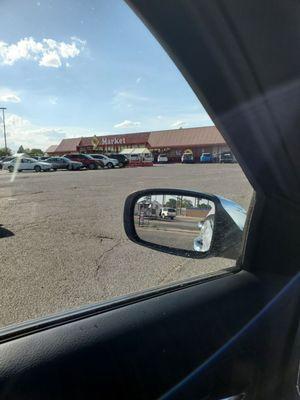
101;137;126;145
91;135;127;149
92;135;100;149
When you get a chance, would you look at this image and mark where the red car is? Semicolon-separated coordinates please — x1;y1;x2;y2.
64;154;104;169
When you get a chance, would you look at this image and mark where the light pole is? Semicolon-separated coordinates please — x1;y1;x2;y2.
0;107;7;154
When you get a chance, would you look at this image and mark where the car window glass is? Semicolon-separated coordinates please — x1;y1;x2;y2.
0;0;253;328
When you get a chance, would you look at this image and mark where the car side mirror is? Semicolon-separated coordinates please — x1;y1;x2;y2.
123;189;246;259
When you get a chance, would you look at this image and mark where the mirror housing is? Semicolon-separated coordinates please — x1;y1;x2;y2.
124;188;246;259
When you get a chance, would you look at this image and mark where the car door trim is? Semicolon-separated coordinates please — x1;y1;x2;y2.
0;267;238;344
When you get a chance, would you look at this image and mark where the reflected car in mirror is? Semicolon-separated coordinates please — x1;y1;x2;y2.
124;189;246;259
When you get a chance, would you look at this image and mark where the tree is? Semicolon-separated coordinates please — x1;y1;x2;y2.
29;148;44;156
181;199;193;208
17;145;24;153
198;203;212;210
165;198;177;208
0;147;12;157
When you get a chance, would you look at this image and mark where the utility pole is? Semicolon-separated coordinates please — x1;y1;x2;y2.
0;107;7;154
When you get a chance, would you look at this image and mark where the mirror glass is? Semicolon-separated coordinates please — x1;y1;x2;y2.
134;193;215;253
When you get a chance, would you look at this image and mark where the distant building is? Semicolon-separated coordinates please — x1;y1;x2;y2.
45;144;58;155
46;126;230;162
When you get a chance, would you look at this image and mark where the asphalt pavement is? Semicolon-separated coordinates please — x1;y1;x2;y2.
136;226;198;251
0;163;253;327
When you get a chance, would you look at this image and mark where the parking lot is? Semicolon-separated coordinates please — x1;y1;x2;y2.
0;163;253;328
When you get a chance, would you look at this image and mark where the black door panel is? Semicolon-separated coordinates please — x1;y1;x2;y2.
0;271;296;399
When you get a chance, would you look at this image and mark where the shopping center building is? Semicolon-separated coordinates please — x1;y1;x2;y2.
46;126;230;162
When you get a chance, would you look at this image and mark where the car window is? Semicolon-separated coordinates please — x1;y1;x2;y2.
0;0;253;328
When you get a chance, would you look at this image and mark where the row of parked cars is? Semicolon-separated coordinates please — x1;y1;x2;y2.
181;151;235;163
156;151;235;164
0;153;129;173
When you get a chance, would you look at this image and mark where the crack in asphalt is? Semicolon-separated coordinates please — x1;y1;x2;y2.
94;239;123;277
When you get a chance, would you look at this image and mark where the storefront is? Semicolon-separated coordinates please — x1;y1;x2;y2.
78;132;150;154
47;126;230;162
147;127;229;162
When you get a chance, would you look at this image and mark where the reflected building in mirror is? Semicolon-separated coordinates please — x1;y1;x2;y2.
134;194;215;252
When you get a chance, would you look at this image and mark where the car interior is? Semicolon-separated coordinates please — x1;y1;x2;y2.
0;1;299;399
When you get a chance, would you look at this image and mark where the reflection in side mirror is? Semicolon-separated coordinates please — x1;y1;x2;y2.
135;194;215;253
124;189;246;260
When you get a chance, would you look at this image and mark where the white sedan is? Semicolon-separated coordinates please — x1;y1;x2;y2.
157;154;168;163
3;157;52;172
89;154;119;168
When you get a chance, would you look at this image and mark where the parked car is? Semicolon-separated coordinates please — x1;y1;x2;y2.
3;157;52;172
181;153;194;163
212;153;219;163
127;154;140;162
200;152;213;163
106;153;129;168
160;207;176;220
142;153;154;163
0;156;14;170
89;154;118;168
219;152;234;163
157;154;168;163
45;157;83;171
64;154;103;169
39;156;51;161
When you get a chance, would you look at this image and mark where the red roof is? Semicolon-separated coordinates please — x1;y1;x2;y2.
45;144;58;154
148;126;225;148
50;126;225;154
54;138;82;153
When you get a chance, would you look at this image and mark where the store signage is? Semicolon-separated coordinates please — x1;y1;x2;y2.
101;137;126;145
92;136;100;149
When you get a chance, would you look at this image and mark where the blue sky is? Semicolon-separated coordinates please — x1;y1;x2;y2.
0;0;212;151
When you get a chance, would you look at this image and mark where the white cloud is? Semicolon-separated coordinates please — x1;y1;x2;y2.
136;77;142;84
39;51;62;68
0;36;86;68
0;90;21;103
170;120;187;128
0;112;95;151
70;36;86;46
114;120;141;129
0;112;65;150
6;114;30;128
